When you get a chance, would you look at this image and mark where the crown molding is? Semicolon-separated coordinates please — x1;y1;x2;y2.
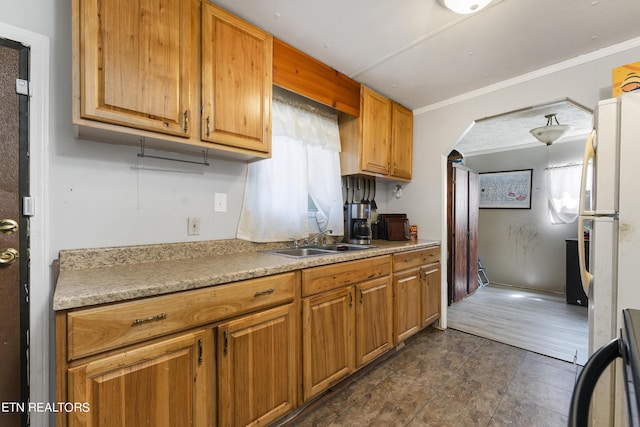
414;36;640;116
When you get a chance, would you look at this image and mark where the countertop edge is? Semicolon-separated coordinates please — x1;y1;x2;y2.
53;240;440;311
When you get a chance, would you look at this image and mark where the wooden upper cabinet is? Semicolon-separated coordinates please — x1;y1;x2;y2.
391;102;413;180
76;0;198;137
361;87;392;175
339;85;413;181
201;2;272;153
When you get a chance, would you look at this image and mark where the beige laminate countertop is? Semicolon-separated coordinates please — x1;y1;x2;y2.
53;239;440;311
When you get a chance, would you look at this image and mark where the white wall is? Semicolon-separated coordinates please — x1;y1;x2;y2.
464;139;585;293
384;39;640;328
386;40;640;258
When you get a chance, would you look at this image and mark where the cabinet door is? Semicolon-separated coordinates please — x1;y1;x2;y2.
202;2;273;153
77;0;197;136
393;267;422;343
302;286;355;401
67;330;211;427
390;102;413;180
356;277;393;367
421;263;441;327
360;86;391;175
217;304;297;427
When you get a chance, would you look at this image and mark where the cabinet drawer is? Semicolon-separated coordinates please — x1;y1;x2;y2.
302;255;390;297
67;272;297;360
392;247;440;272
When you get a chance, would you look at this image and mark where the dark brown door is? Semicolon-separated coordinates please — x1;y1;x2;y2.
452;165;469;303
467;169;479;294
447;163;479;305
0;39;29;427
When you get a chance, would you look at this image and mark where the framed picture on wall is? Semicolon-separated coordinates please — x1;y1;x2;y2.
479;169;533;209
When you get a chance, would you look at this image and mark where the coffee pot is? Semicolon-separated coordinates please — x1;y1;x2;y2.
344;203;371;245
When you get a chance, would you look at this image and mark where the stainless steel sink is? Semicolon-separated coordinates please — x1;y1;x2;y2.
265;244;376;258
265;247;336;258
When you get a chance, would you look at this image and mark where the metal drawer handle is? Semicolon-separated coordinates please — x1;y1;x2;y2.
131;313;168;326
254;288;275;297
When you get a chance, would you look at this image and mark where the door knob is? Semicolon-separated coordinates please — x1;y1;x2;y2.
0;219;18;234
0;248;19;266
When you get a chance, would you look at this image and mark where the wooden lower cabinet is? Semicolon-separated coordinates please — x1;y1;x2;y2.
421;263;441;327
355;277;393;367
392;247;442;344
57;249;440;426
302;286;355;401
67;329;212;427
302;276;393;401
393;267;422;343
217;304;297;427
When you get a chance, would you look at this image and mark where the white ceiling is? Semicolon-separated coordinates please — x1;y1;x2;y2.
211;0;640;111
452;98;594;155
214;0;640;110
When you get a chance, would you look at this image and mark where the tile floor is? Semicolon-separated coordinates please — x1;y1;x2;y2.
284;327;580;427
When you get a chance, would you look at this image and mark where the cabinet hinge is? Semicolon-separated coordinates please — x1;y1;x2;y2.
198;338;203;365
224;330;229;355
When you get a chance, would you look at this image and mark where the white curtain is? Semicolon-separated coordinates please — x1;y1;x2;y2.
547;164;583;224
237;99;344;242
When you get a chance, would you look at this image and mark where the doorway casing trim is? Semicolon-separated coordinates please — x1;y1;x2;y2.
0;21;50;427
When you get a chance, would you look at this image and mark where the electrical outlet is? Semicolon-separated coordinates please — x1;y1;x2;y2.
188;217;201;236
214;193;227;212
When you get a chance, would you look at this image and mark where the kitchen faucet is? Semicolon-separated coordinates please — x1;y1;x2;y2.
298;229;333;247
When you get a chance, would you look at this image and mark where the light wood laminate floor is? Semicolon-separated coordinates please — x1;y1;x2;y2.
447;284;588;365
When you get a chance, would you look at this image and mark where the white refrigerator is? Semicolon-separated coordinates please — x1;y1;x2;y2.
578;90;640;426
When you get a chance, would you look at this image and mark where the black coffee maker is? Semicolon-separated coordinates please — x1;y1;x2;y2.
344;203;371;245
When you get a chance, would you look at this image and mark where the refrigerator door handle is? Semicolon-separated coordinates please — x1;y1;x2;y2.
579;129;596;217
569;337;622;427
578;215;593;296
578;129;596;296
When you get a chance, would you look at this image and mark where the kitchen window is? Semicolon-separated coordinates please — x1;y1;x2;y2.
547;163;588;224
236;93;344;242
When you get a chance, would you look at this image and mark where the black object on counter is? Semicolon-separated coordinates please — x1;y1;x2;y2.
377;214;409;241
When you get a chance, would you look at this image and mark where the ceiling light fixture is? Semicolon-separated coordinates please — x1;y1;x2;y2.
529;114;573;146
439;0;492;14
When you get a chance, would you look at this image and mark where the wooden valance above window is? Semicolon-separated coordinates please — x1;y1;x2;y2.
273;38;361;117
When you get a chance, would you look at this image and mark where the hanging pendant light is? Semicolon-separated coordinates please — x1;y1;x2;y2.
439;0;492;14
530;113;572;146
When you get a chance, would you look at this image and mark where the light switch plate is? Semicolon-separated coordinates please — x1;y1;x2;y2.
214;193;227;212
